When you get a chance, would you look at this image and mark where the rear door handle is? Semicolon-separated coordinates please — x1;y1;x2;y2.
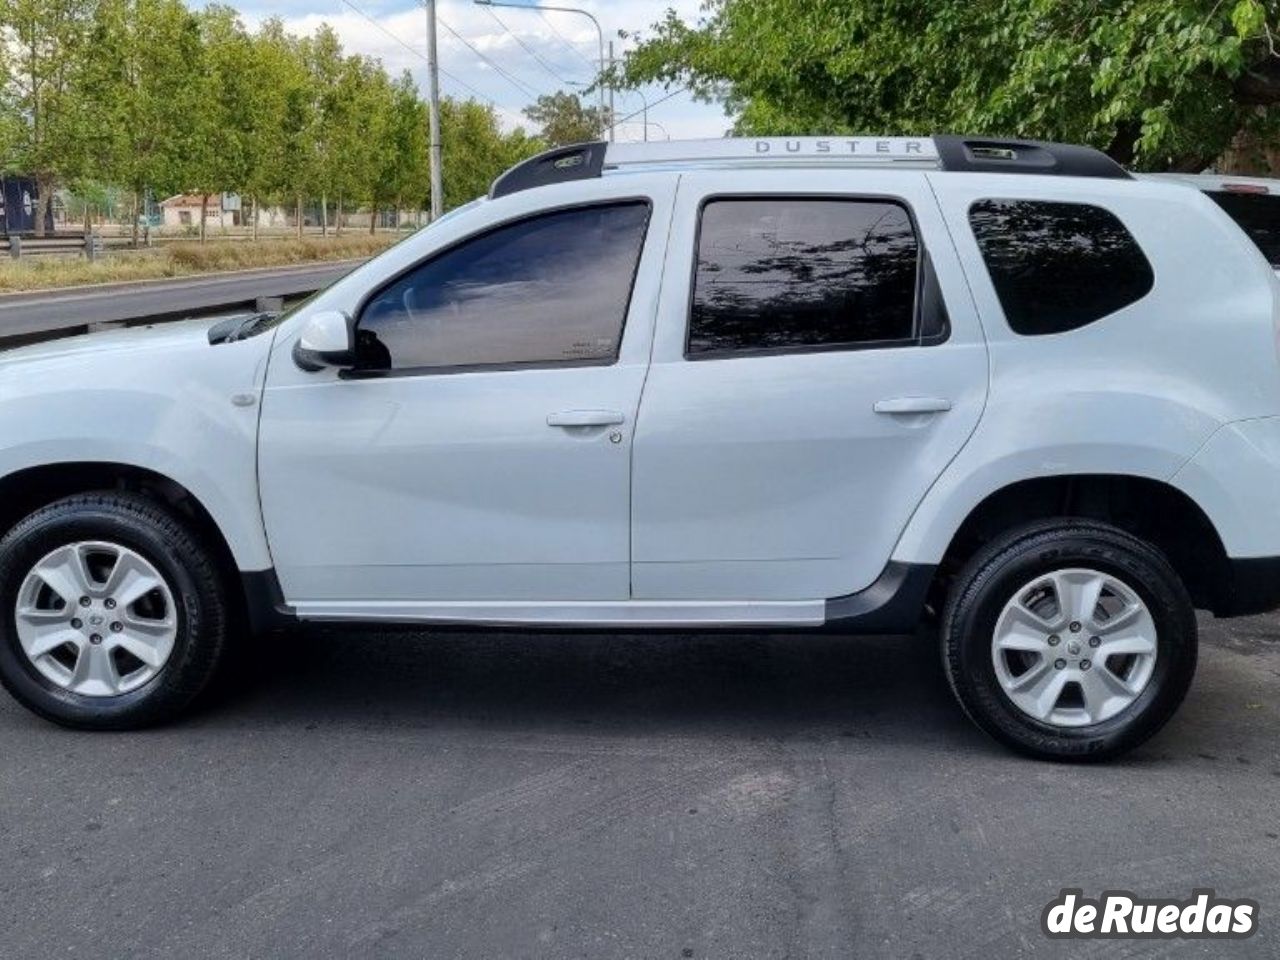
873;397;953;415
547;409;626;428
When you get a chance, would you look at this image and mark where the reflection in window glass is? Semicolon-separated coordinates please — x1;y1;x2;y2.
969;199;1154;335
688;199;919;356
1207;190;1280;267
356;202;650;371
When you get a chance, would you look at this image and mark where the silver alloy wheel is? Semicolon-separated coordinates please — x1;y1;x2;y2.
991;567;1157;728
13;541;178;697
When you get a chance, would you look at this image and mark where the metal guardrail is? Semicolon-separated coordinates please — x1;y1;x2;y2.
0;259;361;346
7;235;99;259
5;231;376;261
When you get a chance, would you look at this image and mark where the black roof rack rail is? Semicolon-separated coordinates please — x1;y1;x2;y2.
486;135;1131;200
490;141;608;199
933;135;1130;180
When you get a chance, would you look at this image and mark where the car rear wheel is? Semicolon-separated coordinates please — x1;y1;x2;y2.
0;493;228;729
942;520;1197;761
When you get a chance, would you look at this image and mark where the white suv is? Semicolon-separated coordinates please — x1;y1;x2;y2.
2;136;1279;760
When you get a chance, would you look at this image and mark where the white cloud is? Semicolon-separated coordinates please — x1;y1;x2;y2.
202;0;729;138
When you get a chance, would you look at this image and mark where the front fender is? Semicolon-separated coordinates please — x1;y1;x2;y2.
0;331;274;571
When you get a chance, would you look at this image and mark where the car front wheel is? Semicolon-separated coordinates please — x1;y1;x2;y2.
942;520;1197;761
0;493;228;729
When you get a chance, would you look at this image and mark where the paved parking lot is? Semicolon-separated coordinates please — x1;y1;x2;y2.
1;613;1277;959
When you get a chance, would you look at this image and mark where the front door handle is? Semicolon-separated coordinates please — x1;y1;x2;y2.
547;409;626;428
873;397;953;415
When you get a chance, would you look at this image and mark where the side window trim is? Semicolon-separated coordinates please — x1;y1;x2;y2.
682;192;949;361
345;198;653;379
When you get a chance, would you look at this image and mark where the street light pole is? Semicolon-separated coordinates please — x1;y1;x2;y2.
474;0;609;141
630;88;649;141
607;40;616;142
425;0;444;220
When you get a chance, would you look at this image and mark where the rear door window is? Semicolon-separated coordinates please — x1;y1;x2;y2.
688;198;927;357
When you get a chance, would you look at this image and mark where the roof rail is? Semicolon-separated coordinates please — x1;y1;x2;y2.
489;135;1129;199
933;136;1130;180
490;141;609;199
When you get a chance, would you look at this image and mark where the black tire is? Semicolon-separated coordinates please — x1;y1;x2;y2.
0;492;228;729
942;519;1197;761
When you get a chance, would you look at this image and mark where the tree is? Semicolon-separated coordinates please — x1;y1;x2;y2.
255;19;314;238
88;0;206;244
523;90;609;145
330;53;388;233
619;0;1280;170
0;0;97;234
441;98;541;209
370;70;427;231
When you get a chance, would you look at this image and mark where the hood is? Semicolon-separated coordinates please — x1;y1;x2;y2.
0;313;279;401
0;317;225;367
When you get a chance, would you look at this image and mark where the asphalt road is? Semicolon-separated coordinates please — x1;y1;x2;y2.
1;614;1277;959
0;261;357;339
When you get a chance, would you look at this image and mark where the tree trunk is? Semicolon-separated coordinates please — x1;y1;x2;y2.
251;195;259;242
321;192;328;237
33;176;53;238
199;194;209;244
131;190;141;248
369;205;377;235
336;194;343;236
296;196;303;239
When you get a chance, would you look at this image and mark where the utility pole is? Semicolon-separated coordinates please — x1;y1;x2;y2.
425;0;444;221
607;40;616;143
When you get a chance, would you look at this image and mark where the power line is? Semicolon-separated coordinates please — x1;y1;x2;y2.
335;0;498;107
436;13;544;100
482;6;579;87
536;9;599;73
614;85;689;125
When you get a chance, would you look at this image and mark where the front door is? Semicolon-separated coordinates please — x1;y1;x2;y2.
631;170;989;600
258;184;673;614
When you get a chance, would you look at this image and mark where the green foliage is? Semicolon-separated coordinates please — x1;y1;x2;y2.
443;98;542;207
620;0;1280;170
0;0;98;231
523;91;609;145
0;1;544;228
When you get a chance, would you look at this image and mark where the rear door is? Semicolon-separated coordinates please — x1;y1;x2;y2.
631;170;989;601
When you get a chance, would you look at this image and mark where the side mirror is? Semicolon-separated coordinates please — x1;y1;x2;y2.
293;310;356;371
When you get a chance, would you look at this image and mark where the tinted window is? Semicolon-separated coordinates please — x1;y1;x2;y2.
1207;190;1280;267
688;198;919;356
969;199;1153;335
356;202;650;371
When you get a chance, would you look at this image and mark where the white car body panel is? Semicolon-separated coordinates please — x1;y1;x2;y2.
3;140;1280;629
630;169;989;600
0;320;274;570
1171;415;1280;558
258;175;677;604
892;173;1280;565
290;597;825;627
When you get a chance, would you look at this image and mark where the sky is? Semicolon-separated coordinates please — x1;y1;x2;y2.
190;0;732;141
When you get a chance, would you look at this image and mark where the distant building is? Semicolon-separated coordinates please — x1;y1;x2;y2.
159;194;241;229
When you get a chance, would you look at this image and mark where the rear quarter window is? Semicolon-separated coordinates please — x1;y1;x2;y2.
1206;190;1280;268
968;199;1154;336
